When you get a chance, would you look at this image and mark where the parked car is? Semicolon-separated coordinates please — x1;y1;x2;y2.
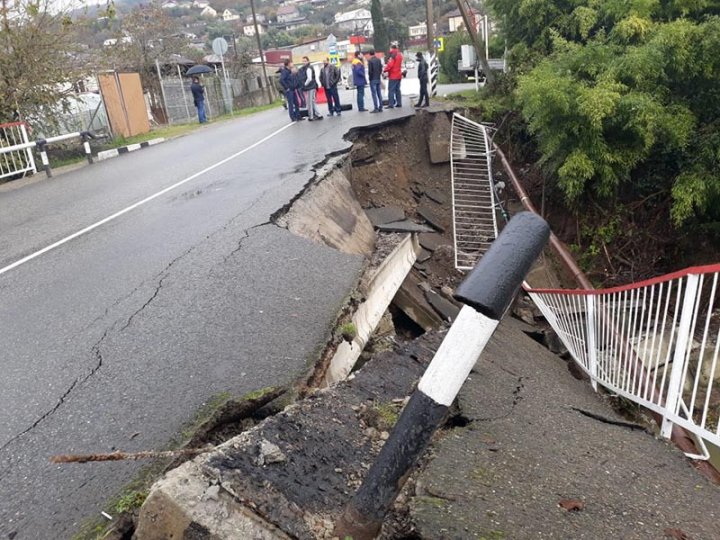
403;60;415;70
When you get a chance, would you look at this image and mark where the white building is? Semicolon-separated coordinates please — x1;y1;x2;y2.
222;9;240;21
276;5;301;23
200;5;217;17
447;8;480;33
243;22;267;37
409;22;427;37
246;13;266;24
334;8;373;34
193;0;209;8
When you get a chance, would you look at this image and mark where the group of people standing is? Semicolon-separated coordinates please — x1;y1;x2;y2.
279;44;430;122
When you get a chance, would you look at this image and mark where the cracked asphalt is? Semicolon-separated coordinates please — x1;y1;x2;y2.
0;100;414;538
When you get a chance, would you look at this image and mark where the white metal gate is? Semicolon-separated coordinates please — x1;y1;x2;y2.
450;113;498;271
0;122;36;180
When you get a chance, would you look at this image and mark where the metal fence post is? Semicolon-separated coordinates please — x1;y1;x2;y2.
335;212;550;540
80;132;94;164
19;123;36;174
661;273;700;439
36;140;51;177
586;295;598;391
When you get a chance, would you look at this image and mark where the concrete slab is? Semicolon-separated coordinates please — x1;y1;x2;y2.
377;220;434;233
418;232;447;252
417;202;446;233
410;319;720;540
136;333;444;539
365;206;406;227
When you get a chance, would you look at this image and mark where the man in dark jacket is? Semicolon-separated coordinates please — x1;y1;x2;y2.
415;52;430;109
190;76;207;123
320;58;342;116
300;56;323;121
279;59;300;121
367;49;383;113
351;51;368;112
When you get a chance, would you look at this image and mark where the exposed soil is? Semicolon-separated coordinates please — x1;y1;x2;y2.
346;114;464;294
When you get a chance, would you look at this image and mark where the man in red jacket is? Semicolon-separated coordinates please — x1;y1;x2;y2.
383;44;404;108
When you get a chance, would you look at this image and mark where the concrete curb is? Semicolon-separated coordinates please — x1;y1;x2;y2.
96;138;166;162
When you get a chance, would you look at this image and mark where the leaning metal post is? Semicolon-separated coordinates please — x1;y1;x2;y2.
335;212;550;540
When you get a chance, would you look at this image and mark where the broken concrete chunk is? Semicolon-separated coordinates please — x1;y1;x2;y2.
365;206;406;227
203;484;220;501
256;439;286;466
377;220;434;233
425;188;448;205
417;249;432;263
393;272;444;331
417;203;446;233
425;290;461;322
418;233;447;252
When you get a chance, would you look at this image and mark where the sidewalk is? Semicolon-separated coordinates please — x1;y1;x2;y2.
135;317;719;539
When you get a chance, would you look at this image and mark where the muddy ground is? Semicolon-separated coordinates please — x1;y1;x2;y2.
347;114;464;293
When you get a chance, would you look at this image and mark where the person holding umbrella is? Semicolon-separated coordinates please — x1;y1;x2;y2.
190;76;207;124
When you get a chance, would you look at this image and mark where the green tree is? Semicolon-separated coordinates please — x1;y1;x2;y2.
371;0;389;53
515;14;720;225
386;18;409;49
102;3;187;109
439;31;472;83
0;0;86;122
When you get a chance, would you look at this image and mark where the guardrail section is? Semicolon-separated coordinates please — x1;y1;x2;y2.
0;122;36;180
527;265;720;450
450;113;498;270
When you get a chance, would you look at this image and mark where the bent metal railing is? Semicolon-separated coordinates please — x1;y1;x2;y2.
527;266;720;451
0;122;36;180
450;113;498;270
452;112;720;469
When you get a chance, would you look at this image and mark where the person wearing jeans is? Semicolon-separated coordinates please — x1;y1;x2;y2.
367;49;383;113
320;58;343;116
190;76;207;123
384;45;404;108
351;51;368;112
300;56;323;121
279;59;300;121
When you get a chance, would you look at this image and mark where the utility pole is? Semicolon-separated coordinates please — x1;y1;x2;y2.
250;0;273;104
455;0;494;85
425;0;434;54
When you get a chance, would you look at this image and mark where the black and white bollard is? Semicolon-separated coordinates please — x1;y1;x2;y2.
336;212;550;540
81;131;95;164
36;140;52;178
429;52;439;97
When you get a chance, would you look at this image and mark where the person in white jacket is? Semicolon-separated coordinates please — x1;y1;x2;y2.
299;56;324;121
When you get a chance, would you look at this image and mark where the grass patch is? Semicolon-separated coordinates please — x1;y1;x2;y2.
114;490;148;514
339;322;357;342
373;402;399;427
243;386;277;401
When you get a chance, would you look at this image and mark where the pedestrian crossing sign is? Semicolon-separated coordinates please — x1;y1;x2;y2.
434;37;445;52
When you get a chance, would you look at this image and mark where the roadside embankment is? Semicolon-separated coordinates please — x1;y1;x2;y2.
133;107;719;539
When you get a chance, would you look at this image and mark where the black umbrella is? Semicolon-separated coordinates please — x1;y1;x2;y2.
186;65;213;76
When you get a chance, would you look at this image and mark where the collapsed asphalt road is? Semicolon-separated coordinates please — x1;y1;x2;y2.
0;101;413;538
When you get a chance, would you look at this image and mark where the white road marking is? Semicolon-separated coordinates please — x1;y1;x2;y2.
0;122;294;277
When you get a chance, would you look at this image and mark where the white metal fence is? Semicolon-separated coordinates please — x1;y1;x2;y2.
450;113;498;270
451;112;720;457
528;266;720;453
0;122;36;180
